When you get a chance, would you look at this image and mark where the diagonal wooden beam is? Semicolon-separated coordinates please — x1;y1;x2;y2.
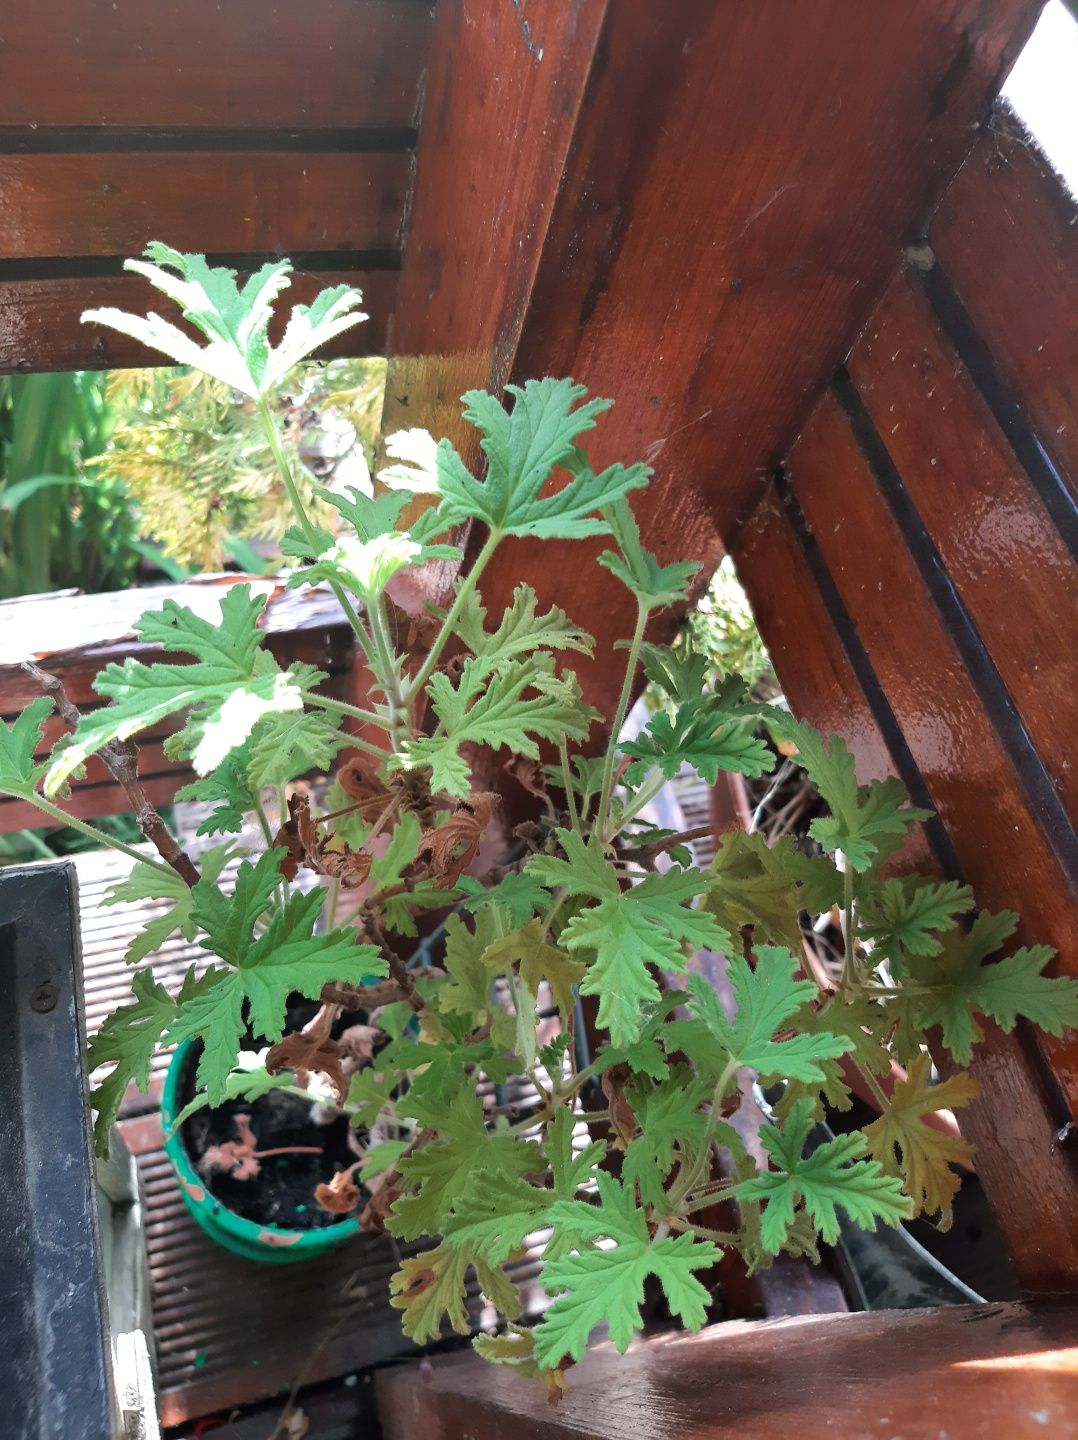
386;0;1042;708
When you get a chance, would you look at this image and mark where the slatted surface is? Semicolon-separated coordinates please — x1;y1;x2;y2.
73;844;554;1429
0;0;433;374
731;108;1078;1295
0;579;354;832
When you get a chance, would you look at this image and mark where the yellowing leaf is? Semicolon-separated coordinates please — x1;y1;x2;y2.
864;1053;976;1227
482;919;585;1019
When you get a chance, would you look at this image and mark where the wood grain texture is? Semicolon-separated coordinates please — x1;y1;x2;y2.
733;491;904;790
376;1302;1078;1440
383;0;609;470
789;395;1077;980
732;487;936;873
434;0;1042;716
784;395;1078;1287
849;272;1078;819
931;108;1078;501
0;1;434;129
0;152;410;258
0;267;396;372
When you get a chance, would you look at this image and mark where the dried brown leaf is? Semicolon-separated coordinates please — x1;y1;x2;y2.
601;1064;638;1150
314;1163;362;1216
265;1027;349;1106
418;792;498;887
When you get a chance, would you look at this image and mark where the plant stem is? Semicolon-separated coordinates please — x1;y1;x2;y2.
856;1059;892;1111
669;1217;740;1246
254;797;277;848
841;859;856;990
255;396;376;665
559;735;581;834
668;1056;739;1209
300;694;393;761
367;592;408;735
11;792;177;878
608;767;667;839
404;527;502;704
680;1182;737;1214
597;601;650;841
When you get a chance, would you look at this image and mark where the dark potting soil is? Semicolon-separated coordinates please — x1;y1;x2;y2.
176;1035;366;1231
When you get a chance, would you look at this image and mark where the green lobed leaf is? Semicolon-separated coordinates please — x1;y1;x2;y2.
452;581;594;673
87;964;222;1153
705;830;840;952
901;910;1078;1064
45;586;313;794
170;851;385;1099
388;1088;543;1241
735;1099;911;1254
535;1173;721;1365
83;245;366;399
597;498;700;606
529;831;731;1048
667;948;854;1087
776;718;930;871
0;697;53;794
103;842;232;964
398;655;597;799
858;876;974;966
428;379;650;540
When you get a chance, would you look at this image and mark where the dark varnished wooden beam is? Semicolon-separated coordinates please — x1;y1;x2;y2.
376;1301;1078;1440
382;0;610;484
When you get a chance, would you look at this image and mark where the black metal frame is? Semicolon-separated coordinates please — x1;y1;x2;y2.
0;861;116;1440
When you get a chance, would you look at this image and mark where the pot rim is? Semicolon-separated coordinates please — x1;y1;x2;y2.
161;1037;360;1255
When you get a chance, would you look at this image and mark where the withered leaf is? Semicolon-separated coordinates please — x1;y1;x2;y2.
419;792;498;887
315;1163;362;1215
266;1026;349;1105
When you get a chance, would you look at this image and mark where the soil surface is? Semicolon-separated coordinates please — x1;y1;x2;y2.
177;1021;365;1231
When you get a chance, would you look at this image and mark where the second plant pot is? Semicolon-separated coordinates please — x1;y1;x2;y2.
161;1039;361;1265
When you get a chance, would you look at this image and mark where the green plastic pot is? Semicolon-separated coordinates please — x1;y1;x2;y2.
161;1039;360;1264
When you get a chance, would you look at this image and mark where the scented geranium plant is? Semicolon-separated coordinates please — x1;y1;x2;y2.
3;247;1076;1395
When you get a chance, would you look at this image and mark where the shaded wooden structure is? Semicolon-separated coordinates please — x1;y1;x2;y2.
0;0;1075;1433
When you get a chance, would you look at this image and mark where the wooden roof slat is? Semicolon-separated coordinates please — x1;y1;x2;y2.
0;152;410;259
0;267;396;372
0;0;435;130
931;108;1078;504
376;1302;1078;1440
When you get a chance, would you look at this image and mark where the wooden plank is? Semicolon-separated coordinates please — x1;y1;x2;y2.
734;492;905;789
376;1302;1078;1440
786;394;1078;1288
383;0;609;473
0;153;409;259
403;0;1042;716
849;272;1078;818
732;488;935;870
0;267;396;373
0;1;434;129
0;581;354;705
931;108;1078;502
789;395;1077;977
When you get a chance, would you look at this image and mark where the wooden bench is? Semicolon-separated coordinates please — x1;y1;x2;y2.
0;579;354;832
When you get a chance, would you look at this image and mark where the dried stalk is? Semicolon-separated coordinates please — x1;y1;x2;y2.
22;660;200;886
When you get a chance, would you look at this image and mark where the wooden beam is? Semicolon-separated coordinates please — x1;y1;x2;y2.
387;0;1042;710
383;0;609;479
0;0;434;130
376;1302;1078;1440
0;152;410;258
0;268;396;373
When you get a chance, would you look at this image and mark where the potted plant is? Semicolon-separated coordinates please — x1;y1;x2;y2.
2;246;1075;1397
